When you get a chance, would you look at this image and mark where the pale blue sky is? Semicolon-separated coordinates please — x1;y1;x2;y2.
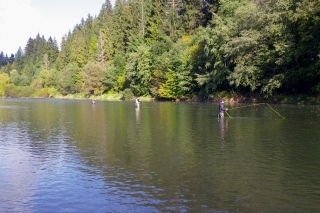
0;0;115;55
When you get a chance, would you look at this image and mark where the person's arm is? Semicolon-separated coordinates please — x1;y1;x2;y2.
222;105;228;111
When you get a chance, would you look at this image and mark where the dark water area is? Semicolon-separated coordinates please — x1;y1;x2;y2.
0;99;320;213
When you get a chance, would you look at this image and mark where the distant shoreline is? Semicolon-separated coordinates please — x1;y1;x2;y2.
1;93;319;105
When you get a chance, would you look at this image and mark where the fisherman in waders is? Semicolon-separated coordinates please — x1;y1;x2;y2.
218;100;228;119
135;98;141;108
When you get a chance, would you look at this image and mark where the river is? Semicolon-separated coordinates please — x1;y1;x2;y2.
0;99;319;213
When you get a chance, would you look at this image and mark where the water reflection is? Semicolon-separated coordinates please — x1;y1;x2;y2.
0;144;35;213
0;99;320;213
135;106;140;124
219;118;228;141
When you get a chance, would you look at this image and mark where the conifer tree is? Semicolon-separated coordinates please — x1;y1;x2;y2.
14;47;24;74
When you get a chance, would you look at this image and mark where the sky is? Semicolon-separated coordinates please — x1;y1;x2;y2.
0;0;115;55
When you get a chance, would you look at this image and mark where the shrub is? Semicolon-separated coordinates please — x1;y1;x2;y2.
4;85;35;98
122;88;134;100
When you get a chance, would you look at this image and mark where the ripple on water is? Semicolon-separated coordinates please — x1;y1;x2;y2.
1;101;320;213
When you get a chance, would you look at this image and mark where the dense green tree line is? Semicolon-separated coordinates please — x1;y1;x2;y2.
0;52;14;66
0;0;319;100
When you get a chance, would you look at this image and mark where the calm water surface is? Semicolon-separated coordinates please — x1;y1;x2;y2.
0;99;319;213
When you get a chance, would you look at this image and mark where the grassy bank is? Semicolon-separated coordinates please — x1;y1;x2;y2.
53;93;154;102
2;84;318;104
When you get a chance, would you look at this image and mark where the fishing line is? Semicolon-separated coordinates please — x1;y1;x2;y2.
266;103;285;119
228;103;265;111
226;103;285;119
225;111;232;118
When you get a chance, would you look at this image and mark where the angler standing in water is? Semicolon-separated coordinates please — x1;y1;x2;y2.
218;100;228;119
135;98;141;108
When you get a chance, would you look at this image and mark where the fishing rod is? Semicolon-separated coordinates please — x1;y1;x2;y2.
225;103;285;119
228;103;265;111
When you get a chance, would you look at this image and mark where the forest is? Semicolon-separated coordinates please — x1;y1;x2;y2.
0;0;319;102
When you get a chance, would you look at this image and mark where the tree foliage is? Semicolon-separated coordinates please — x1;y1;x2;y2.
1;0;319;99
82;62;105;95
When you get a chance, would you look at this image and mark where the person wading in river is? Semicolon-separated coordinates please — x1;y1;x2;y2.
135;98;141;108
218;100;228;119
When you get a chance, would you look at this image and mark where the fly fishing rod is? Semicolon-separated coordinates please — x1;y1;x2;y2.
225;103;285;119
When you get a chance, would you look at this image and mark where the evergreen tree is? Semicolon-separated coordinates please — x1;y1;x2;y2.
126;44;152;96
82;62;106;95
14;47;24;74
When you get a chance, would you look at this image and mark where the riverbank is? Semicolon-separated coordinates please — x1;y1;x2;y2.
210;92;320;105
2;91;319;105
56;93;319;105
53;93;155;102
